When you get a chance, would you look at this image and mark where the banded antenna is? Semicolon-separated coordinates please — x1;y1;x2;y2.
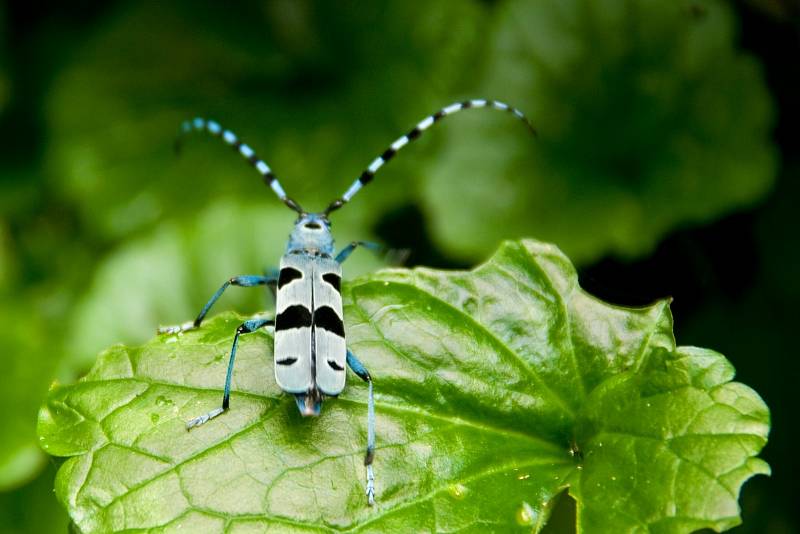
324;99;536;215
176;118;304;214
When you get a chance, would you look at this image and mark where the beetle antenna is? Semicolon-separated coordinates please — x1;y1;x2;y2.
176;118;304;214
324;99;536;215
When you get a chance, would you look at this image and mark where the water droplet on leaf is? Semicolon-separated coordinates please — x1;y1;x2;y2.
516;502;534;525
448;483;467;499
463;297;477;314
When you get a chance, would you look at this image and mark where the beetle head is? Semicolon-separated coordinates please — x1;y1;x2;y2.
287;213;334;255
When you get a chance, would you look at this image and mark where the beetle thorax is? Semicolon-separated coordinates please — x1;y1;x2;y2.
286;213;334;256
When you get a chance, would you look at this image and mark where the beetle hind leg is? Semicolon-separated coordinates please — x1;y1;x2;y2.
364;380;375;506
158;274;276;335
346;349;376;505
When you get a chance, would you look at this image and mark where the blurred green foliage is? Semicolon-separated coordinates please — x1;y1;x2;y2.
47;0;485;239
0;465;68;534
0;0;793;532
425;0;776;263
0;8;7;118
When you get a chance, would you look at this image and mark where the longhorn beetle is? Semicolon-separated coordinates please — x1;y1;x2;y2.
158;99;536;505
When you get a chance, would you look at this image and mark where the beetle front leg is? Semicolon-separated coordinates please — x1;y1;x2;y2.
158;274;276;334
186;316;273;429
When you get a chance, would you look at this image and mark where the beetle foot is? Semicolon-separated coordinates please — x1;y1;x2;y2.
366;464;375;506
186;407;224;430
157;321;196;335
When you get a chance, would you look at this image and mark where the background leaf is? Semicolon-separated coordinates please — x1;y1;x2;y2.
45;0;485;241
0;5;8;119
38;239;769;532
0;300;49;489
0;465;68;534
423;0;777;263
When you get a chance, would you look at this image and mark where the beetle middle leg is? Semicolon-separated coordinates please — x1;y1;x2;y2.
186;316;273;429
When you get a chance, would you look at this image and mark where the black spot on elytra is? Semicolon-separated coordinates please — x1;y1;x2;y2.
275;305;312;331
278;267;303;289
322;272;341;292
313;306;345;337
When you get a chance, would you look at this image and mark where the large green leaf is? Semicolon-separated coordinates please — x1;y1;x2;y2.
38;240;769;532
423;0;776;263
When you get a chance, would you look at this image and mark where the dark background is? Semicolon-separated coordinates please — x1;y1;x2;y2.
0;1;797;532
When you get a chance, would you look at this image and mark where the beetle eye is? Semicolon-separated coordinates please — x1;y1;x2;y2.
304;222;322;230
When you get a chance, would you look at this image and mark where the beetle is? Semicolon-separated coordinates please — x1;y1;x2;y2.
158;99;536;505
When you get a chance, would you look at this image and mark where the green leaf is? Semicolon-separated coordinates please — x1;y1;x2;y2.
423;0;777;263
38;239;769;532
